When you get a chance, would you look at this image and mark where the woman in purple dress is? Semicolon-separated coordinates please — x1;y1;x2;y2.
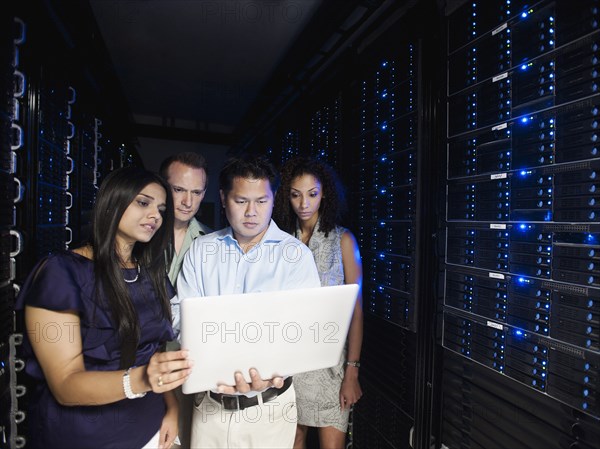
16;167;193;449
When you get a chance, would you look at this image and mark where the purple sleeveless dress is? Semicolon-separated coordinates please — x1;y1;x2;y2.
15;251;174;449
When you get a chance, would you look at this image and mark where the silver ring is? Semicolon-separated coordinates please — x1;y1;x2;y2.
158;376;164;387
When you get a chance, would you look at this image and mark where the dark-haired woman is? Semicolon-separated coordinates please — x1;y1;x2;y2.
16;167;193;449
274;157;363;449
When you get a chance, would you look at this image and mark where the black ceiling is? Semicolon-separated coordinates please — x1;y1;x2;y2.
83;0;406;147
89;1;323;133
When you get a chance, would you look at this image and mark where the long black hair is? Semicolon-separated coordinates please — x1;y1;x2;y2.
274;156;346;238
91;166;174;368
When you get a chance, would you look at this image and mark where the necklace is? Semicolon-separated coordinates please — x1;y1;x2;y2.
123;263;141;283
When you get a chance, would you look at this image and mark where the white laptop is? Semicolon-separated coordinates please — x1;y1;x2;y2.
180;284;359;394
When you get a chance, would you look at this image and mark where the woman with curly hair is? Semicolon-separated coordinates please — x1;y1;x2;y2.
274;156;363;449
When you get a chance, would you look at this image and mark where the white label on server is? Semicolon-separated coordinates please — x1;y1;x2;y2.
486;321;504;330
491;173;508;180
493;72;509;82
489;272;505;279
490;223;507;229
492;23;508;35
492;123;508;131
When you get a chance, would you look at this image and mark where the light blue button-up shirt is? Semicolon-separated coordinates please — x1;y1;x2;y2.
171;220;320;334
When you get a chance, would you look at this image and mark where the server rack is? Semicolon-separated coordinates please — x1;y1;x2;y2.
0;2;140;447
1;10;25;449
251;3;440;447
280;129;301;165
0;6;14;448
264;125;300;169
347;23;429;447
309;94;342;168
249;0;600;446
8;11;83;446
443;1;600;448
354;46;420;332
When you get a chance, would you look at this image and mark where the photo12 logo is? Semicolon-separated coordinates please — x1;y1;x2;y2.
201;321;340;344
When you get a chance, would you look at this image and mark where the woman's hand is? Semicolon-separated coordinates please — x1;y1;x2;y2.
146;349;193;393
158;400;179;449
339;370;362;411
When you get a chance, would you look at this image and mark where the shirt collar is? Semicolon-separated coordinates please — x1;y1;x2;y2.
187;217;204;238
217;219;284;247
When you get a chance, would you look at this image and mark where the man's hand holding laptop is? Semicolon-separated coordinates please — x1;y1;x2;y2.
215;368;285;394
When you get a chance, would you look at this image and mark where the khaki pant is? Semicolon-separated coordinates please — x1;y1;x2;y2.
190;385;297;449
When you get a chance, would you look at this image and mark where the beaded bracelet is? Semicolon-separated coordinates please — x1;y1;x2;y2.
123;367;147;399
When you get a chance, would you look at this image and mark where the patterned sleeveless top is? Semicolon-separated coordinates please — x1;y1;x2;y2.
295;222;346;287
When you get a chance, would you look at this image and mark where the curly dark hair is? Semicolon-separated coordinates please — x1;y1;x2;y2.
274;156;346;238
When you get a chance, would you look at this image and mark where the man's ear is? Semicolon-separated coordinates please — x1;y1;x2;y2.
219;190;226;207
